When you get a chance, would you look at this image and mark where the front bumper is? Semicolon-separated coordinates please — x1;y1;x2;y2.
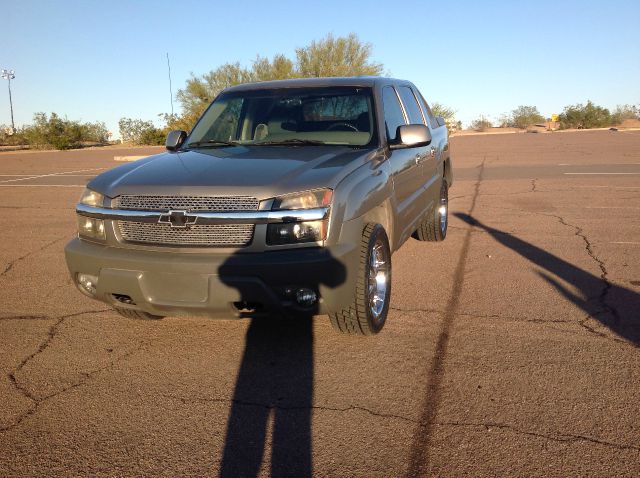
64;238;357;318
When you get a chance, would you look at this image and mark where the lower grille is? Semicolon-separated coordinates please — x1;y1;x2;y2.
117;221;254;247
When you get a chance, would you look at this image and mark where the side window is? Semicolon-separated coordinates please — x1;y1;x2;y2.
382;87;406;142
397;86;425;125
415;90;439;129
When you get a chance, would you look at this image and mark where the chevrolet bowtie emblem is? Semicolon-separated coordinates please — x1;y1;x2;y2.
158;210;198;229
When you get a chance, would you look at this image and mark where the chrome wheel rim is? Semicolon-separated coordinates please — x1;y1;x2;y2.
438;184;448;234
368;240;389;319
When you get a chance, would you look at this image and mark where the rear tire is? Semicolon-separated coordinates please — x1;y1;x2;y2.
414;178;448;242
114;307;164;321
329;224;391;335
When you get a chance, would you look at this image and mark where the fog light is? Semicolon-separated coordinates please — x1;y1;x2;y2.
296;288;317;307
77;273;98;296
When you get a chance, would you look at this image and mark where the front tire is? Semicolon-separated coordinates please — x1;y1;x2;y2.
414;178;448;242
329;224;391;335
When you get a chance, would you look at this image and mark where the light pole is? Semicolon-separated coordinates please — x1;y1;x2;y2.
1;69;16;132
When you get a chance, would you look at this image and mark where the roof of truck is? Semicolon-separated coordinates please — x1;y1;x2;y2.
223;76;405;92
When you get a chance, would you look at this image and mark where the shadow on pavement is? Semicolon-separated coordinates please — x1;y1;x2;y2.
455;212;640;346
218;250;347;477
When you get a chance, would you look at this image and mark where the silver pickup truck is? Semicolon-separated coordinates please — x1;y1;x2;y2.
65;77;452;335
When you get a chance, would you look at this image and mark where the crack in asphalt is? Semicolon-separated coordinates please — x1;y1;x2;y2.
543;213;626;343
0;308;130;433
161;393;419;425
161;394;639;453
434;421;640;452
0;315;51;322
391;305;572;325
0;236;68;277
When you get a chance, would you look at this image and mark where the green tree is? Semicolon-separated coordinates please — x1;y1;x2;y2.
559;101;612;129
295;33;383;78
173;33;384;131
508;105;545;129
119;118;165;145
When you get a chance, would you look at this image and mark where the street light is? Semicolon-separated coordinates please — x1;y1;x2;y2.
1;69;16;132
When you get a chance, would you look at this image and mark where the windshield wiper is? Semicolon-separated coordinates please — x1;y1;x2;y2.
185;139;239;148
254;139;327;146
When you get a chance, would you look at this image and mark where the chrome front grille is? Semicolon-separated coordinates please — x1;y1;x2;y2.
113;195;259;247
113;195;260;212
117;221;254;247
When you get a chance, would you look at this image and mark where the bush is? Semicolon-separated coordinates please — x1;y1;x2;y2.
470;116;492;131
559;101;611;129
119;118;166;145
611;104;639;124
3;113;110;150
22;113;82;150
508;105;545;129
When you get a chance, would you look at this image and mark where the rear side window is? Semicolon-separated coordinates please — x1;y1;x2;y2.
415;90;439;129
382;87;406;142
397;86;425;125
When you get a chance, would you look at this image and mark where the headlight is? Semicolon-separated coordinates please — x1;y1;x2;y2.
77;215;106;240
79;188;104;207
267;220;327;245
271;189;332;210
267;189;332;245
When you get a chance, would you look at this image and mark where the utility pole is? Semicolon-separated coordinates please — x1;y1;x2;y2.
166;54;174;117
1;69;16;132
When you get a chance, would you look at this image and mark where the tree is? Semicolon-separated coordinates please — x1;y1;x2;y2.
173;33;384;130
559;101;612;129
508;105;545;129
611;104;639;124
295;33;383;78
430;103;461;133
119;118;165;145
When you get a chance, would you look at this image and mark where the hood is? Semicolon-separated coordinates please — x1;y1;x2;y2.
89;145;377;200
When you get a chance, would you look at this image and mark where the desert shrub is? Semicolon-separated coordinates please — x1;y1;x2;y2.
80;121;109;143
470;116;492;131
508;105;545;129
119;118;166;145
0;125;28;146
558;101;611;129
611;104;639;124
21;113;83;150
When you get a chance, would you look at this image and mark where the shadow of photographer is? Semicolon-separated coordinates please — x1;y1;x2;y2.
455;212;639;346
218;249;347;477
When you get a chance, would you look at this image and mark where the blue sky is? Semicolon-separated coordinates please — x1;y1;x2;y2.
2;0;639;136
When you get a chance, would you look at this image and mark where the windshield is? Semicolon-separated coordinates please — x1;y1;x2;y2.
185;86;376;148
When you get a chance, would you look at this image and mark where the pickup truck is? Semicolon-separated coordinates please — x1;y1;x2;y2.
65;77;452;335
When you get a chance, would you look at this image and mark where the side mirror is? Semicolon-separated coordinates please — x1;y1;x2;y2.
390;124;432;149
166;130;187;151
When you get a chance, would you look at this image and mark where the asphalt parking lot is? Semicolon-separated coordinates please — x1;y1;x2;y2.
1;131;639;477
